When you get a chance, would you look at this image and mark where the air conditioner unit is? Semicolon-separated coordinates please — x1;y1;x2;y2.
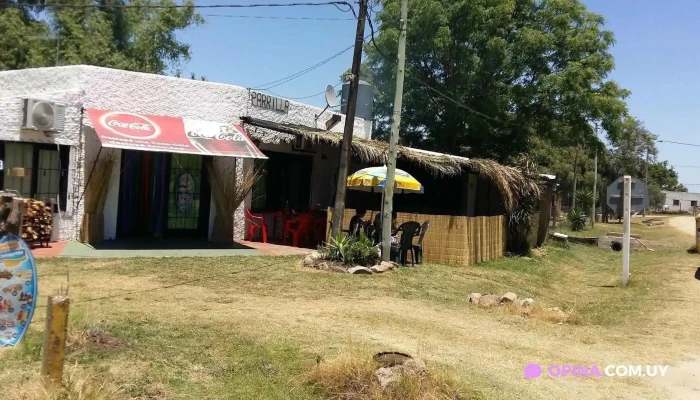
293;136;313;151
22;98;66;132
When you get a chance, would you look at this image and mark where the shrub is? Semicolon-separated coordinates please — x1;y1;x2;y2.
318;232;379;266
576;188;594;212
567;208;588;231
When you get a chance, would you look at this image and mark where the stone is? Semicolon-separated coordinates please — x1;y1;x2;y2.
501;292;518;303
370;263;392;273
375;366;401;388
402;358;428;376
348;266;373;275
309;251;321;260
381;261;398;269
517;298;534;307
478;294;502;308
327;264;348;274
303;254;315;268
468;293;482;304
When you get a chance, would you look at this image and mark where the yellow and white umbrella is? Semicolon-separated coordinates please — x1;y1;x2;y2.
347;166;424;194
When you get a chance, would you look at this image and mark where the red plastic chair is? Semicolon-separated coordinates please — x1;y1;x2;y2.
283;214;311;247
246;209;268;243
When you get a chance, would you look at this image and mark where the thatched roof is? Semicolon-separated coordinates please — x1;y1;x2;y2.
240;116;539;210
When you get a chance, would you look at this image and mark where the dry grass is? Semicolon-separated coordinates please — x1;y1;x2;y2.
3;225;700;399
8;365;123;400
308;351;476;400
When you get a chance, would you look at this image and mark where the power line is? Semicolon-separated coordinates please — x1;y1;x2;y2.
250;33;372;91
262;81;342;100
251;44;355;90
3;1;353;10
203;13;354;20
673;165;700;169
657;139;700;148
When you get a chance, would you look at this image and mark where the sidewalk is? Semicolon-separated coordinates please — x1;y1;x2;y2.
29;240;313;258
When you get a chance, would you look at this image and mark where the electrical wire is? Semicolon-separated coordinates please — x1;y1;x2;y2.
657;139;700;148
673;165;700;169
2;1;354;10
250;32;372;91
203;13;354;20
262;81;342;100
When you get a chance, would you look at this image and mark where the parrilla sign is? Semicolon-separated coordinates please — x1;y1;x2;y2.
250;91;289;114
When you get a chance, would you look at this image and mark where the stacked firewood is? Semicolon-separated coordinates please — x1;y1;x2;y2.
21;199;52;244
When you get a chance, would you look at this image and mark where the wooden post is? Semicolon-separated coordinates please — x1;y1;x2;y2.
42;296;70;389
695;216;700;252
622;176;631;286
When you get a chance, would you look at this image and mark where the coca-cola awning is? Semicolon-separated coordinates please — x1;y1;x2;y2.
85;109;266;159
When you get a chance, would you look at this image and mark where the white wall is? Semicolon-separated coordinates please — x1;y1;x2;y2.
0;65;368;242
663;191;700;212
0;68;86;241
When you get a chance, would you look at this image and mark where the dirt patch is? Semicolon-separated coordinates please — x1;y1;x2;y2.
69;328;120;353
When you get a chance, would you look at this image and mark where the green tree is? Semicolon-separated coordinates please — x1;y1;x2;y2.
0;0;202;74
364;0;629;161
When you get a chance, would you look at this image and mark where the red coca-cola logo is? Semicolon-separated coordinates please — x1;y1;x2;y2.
101;112;159;139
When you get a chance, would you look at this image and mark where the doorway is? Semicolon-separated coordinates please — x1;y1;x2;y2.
117;150;211;239
251;151;313;212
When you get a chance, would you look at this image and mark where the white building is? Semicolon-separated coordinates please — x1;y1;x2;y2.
0;65;367;243
662;190;700;212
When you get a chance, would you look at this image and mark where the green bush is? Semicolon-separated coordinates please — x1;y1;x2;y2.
318;232;379;266
576;188;594;212
567;208;588;231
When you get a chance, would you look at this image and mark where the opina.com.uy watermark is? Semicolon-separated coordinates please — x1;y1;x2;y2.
524;364;669;378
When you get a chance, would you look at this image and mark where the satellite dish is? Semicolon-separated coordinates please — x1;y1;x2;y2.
325;85;339;108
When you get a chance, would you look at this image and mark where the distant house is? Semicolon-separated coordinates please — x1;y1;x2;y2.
662;191;700;212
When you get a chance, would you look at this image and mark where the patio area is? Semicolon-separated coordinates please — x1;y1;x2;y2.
29;239;313;258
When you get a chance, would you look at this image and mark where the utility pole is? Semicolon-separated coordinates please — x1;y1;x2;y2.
381;0;408;261
591;151;597;227
572;146;579;209
330;0;367;236
643;147;649;217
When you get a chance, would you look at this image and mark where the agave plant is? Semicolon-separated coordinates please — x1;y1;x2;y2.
317;232;378;266
576;188;594;212
567;208;588;231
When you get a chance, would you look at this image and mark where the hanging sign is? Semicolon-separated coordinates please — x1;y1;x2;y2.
0;234;38;347
250;91;289;114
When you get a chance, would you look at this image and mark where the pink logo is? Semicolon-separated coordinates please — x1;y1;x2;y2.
102;113;159;139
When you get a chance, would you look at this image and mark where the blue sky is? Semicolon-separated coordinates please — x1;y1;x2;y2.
180;0;700;188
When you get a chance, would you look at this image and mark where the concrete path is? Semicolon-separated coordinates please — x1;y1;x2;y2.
30;239;314;258
59;240;262;258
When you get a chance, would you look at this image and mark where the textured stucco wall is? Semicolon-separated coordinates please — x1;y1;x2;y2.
663;191;700;212
0;65;367;242
0;67;86;240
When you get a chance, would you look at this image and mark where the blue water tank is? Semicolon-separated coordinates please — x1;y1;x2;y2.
340;80;374;121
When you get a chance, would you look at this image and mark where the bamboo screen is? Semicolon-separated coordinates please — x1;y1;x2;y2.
327;208;506;266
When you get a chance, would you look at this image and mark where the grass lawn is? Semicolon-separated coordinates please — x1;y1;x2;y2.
2;220;700;399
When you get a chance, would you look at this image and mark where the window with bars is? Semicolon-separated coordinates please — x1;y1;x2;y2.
1;141;70;211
